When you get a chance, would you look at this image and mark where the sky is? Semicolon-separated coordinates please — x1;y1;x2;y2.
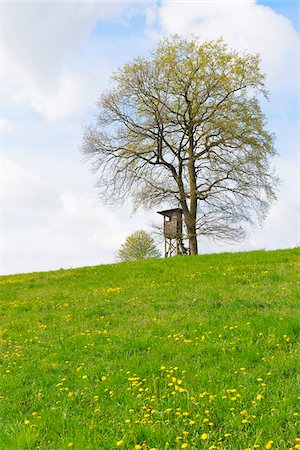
1;0;299;275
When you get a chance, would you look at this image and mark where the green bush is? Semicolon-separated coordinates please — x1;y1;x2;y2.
117;230;161;261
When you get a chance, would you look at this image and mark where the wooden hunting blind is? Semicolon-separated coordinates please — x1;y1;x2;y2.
157;208;185;257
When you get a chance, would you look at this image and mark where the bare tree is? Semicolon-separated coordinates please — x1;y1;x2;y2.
82;36;278;255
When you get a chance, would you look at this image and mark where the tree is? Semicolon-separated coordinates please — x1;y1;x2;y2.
117;230;161;261
82;36;278;255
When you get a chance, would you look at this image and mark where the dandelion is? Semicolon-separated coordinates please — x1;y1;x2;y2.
181;444;189;449
67;444;74;448
265;441;273;449
134;446;142;450
116;440;124;447
201;433;208;440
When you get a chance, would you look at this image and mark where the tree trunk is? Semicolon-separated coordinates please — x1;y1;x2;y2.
186;220;198;255
186;119;198;255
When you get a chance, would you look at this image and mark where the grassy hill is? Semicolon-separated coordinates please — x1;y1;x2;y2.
1;248;299;450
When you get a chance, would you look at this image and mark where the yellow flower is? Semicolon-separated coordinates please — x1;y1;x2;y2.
116;440;124;447
265;441;273;449
181;444;189;449
101;376;107;381
134;446;142;450
67;444;74;448
201;433;208;440
24;419;30;425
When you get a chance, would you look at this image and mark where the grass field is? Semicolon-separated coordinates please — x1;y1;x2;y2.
0;248;299;450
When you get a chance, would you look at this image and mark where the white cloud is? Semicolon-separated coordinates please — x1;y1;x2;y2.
149;0;300;91
2;1;139;120
15;71;86;122
4;158;58;213
0;119;15;134
2;158;157;274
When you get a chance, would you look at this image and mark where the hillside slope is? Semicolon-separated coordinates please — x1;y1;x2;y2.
1;249;299;449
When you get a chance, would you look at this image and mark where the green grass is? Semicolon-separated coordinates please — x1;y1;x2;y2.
0;248;299;450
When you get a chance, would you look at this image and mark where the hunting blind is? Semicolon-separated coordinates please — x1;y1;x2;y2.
157;208;186;257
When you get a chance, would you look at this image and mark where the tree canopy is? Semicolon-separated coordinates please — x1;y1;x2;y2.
117;230;161;262
82;36;278;254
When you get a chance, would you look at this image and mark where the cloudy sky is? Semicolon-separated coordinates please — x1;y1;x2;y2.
1;0;299;275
